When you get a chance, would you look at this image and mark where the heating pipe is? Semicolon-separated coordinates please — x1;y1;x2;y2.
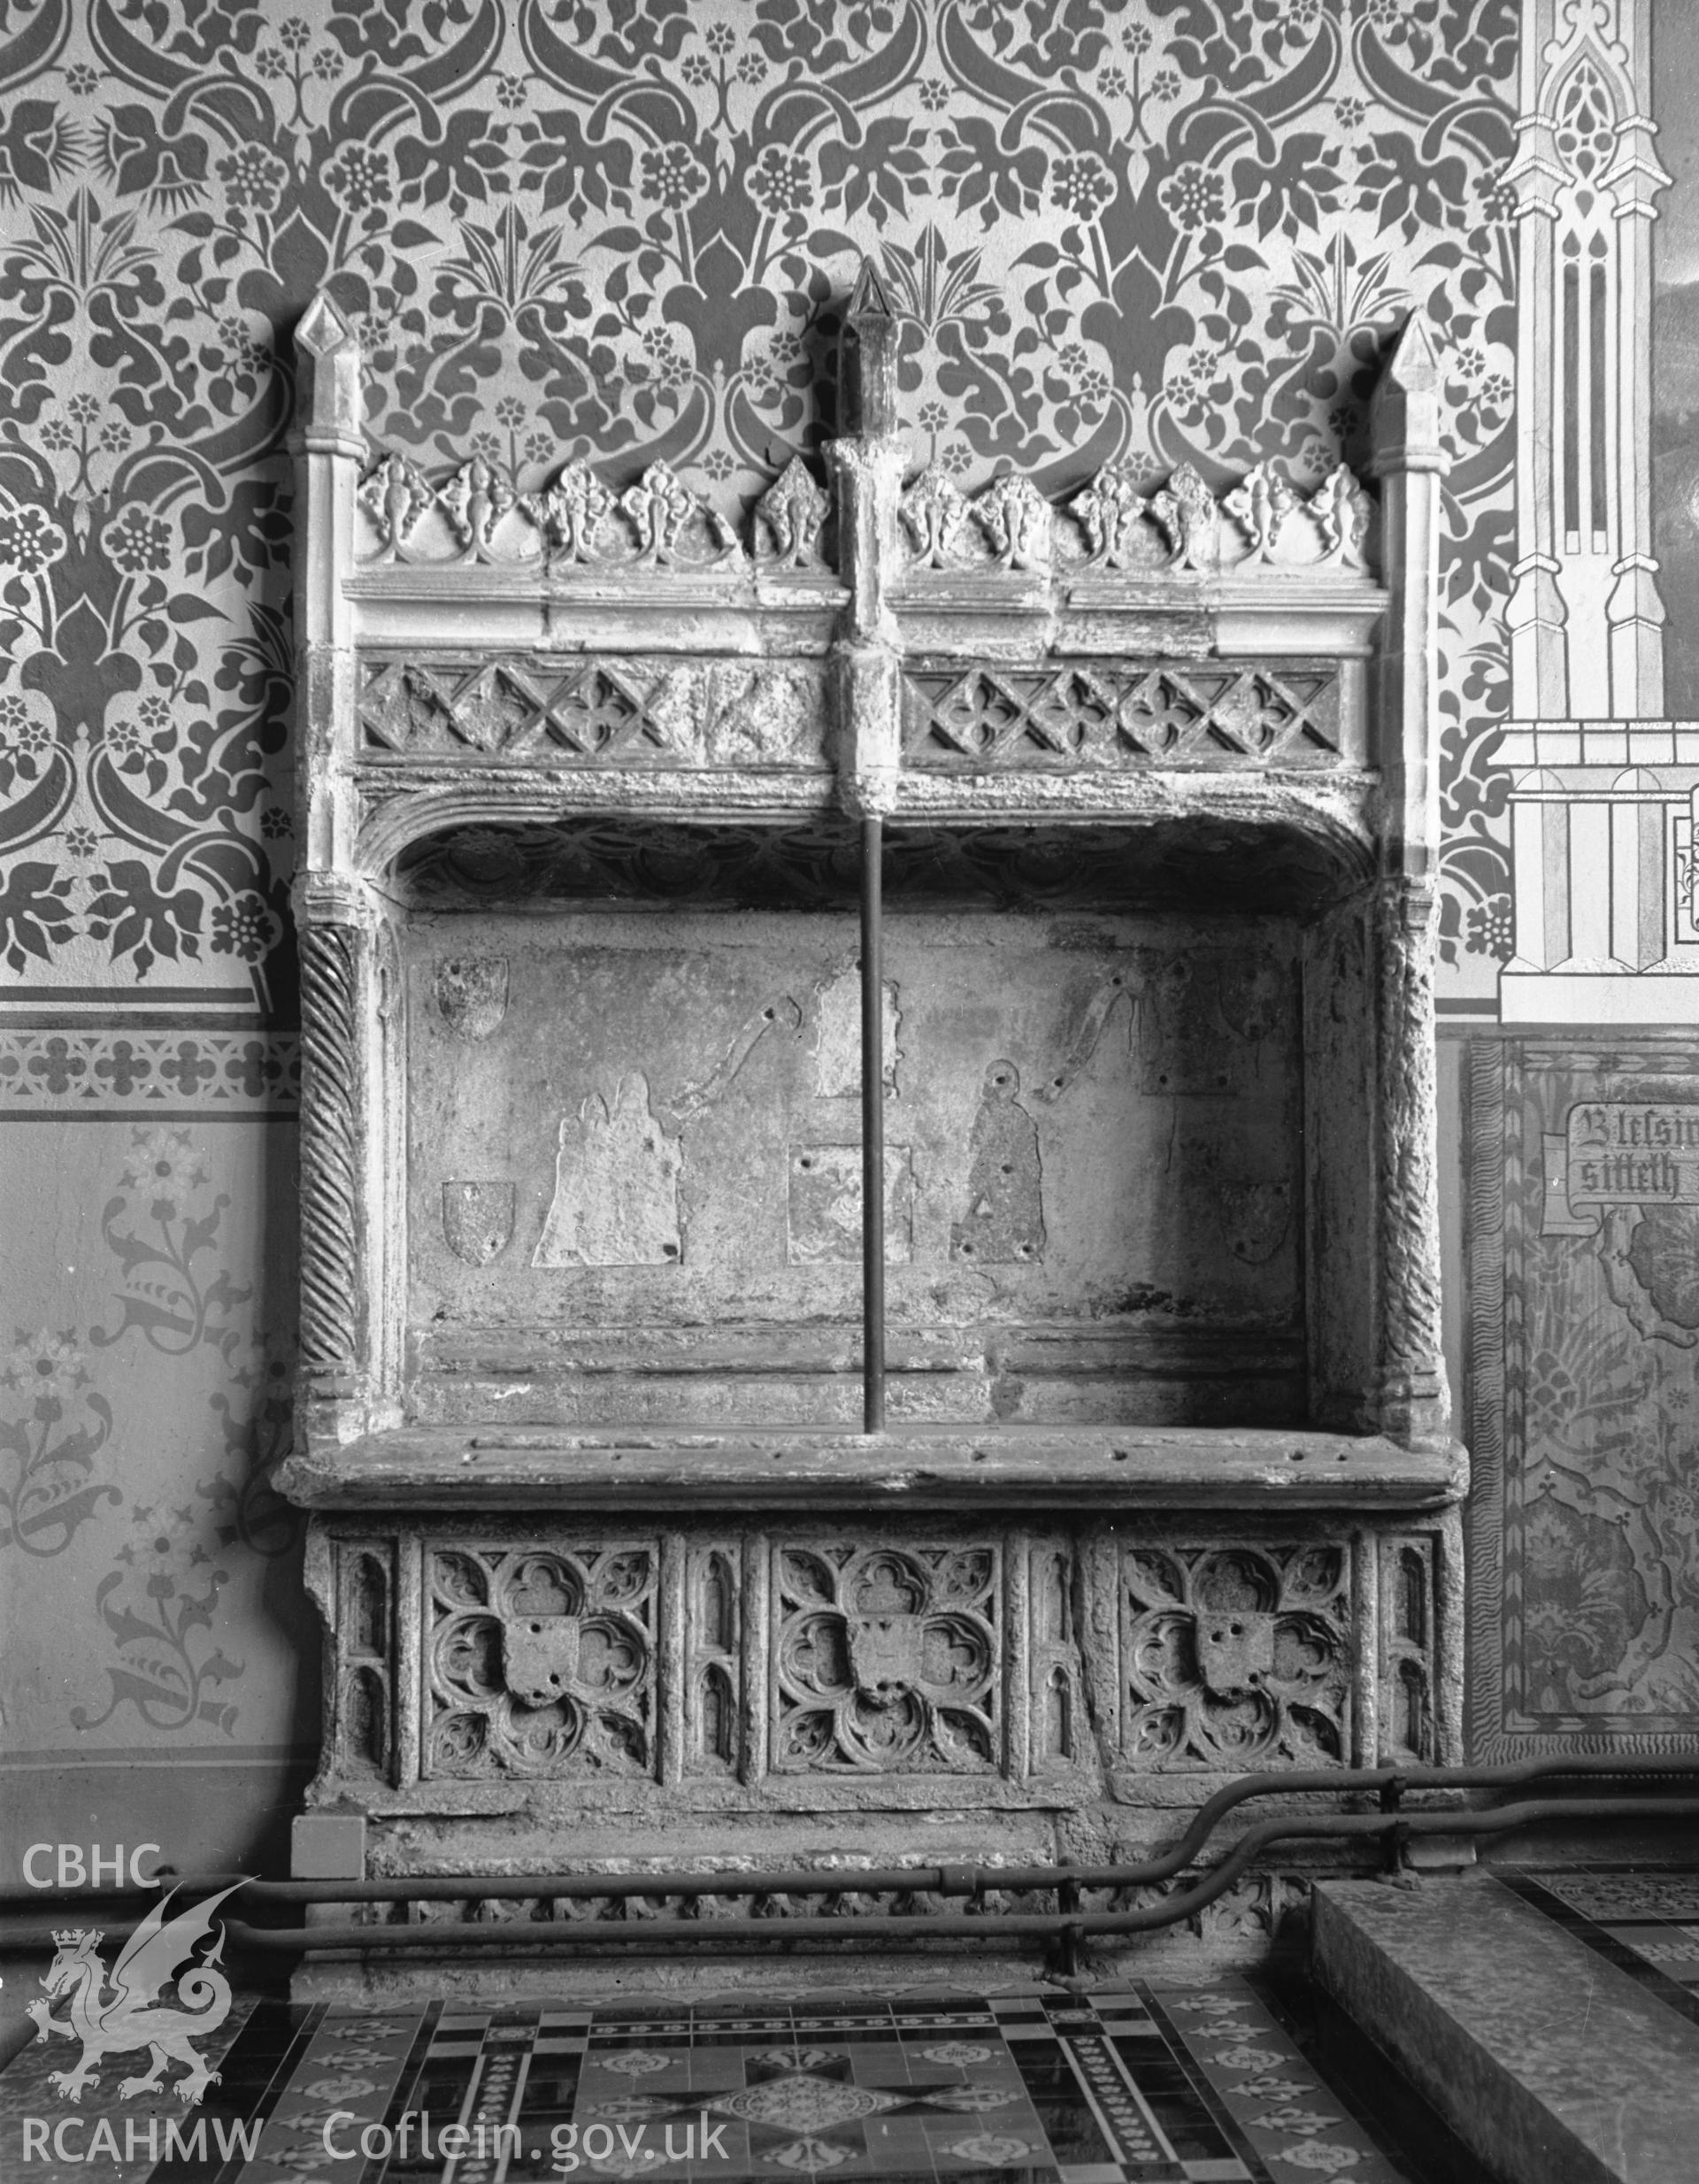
4;1754;1692;1911
6;1757;1696;1953
5;1798;1695;1957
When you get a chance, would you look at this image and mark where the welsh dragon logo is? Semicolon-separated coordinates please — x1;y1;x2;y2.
27;1884;241;2105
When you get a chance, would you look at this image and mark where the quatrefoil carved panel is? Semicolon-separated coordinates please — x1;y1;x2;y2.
1120;1542;1353;1772
427;1543;657;1779
773;1543;1001;1773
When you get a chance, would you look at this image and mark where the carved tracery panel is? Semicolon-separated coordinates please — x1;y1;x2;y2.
771;1542;1002;1773
901;663;1342;769
1119;1541;1354;1771
425;1542;658;1779
358;656;830;770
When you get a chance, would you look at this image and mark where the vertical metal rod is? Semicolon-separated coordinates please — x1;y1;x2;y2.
861;813;886;1433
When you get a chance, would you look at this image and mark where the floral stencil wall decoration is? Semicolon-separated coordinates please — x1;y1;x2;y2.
0;1108;308;1757
49;1123;304;1738
0;1324;119;1557
71;1491;246;1736
92;1125;254;1357
0;0;1517;998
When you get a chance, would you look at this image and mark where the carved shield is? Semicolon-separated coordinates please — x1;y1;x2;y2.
442;1180;514;1266
1195;1610;1275;1696
1217;1180;1292;1265
848;1613;924;1697
504;1614;581;1707
435;956;508;1041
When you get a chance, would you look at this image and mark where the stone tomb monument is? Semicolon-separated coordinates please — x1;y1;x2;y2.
278;268;1463;1900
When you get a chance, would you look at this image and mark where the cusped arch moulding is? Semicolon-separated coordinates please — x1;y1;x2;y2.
280;275;1466;1863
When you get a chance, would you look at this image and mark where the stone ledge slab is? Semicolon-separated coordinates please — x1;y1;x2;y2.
1311;1874;1699;2184
278;1422;1462;1511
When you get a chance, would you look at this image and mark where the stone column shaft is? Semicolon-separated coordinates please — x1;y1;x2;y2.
1369;316;1452;1446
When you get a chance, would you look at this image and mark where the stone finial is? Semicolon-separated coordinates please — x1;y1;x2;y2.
1369;311;1445;476
847;255;896;318
840;254;899;439
296;289;354;359
294;289;360;447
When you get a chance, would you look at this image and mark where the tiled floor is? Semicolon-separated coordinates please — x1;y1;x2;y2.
1;1982;1419;2184
1502;1865;1699;2032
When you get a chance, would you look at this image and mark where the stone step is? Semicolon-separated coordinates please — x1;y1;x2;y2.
1312;1873;1699;2183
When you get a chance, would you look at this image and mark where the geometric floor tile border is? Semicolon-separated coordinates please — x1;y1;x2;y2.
1;1981;1417;2183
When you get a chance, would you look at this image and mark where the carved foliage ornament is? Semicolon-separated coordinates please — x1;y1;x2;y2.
1121;1542;1353;1770
351;446;1371;581
357;452;745;571
899;458;1374;578
773;1542;1000;1773
427;1543;657;1778
898;465;1054;571
754;456;831;568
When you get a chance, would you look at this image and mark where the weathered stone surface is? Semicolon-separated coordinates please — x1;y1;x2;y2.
533;1074;683;1269
787;1144;914;1266
357;655;832;770
311;1515;1444;1816
281;1425;1460;1513
398;910;1305;1427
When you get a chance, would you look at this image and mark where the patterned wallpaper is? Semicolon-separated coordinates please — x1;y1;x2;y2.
0;0;1518;1002
0;0;1612;1851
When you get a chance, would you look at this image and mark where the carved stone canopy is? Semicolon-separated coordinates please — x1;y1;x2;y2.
283;270;1452;1456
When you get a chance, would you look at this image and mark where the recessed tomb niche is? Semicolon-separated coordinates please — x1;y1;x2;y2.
278;269;1465;1873
396;808;1352;1434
